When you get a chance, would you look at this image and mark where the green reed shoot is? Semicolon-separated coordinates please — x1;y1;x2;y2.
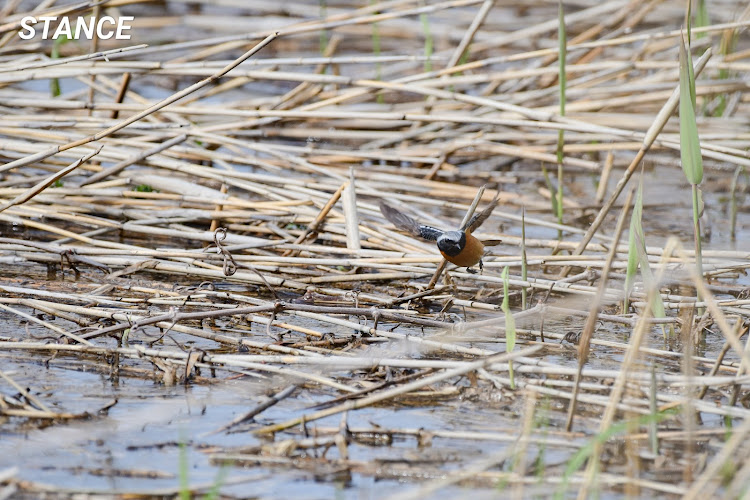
541;3;567;238
179;435;190;500
694;0;709;39
554;409;678;500
730;166;747;240
649;364;659;454
557;1;566;159
420;12;433;73
624;176;669;336
318;0;328;55
451;47;470;79
370;0;383;104
521;208;528;310
679;32;704;280
541;164;560;238
713;29;737;116
205;461;230;500
458;47;470;67
50;34;72;97
555;0;567;233
502;266;516;389
623;179;642;313
532;398;551;481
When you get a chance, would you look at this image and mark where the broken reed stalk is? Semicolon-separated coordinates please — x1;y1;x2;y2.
558;47;712;278
253;345;543;435
0;2;749;497
283;181;347;257
0;32;278;174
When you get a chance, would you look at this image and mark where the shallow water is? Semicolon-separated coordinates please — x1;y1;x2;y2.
1;351;548;498
1;154;746;498
1;154;747;496
2;0;750;497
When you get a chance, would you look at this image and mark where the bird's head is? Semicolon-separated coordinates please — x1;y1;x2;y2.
436;231;466;257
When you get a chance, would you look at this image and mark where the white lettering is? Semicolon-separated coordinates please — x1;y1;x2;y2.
96;16;115;39
18;16;35;40
52;16;71;40
116;16;133;40
75;16;96;40
17;15;135;40
38;16;55;39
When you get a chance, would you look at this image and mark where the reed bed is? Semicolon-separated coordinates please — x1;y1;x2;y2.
0;0;749;498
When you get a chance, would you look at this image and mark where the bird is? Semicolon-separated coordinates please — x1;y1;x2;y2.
379;195;499;273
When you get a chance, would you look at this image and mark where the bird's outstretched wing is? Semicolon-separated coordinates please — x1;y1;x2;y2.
380;202;443;241
461;194;499;233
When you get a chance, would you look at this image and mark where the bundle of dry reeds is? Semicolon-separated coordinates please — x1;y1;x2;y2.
0;0;749;498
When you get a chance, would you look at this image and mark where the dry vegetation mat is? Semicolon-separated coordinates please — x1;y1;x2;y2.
0;0;749;498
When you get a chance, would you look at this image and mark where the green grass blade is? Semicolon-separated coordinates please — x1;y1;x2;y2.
50;34;72;97
623;177;643;313
695;0;709;39
554;409;678;499
420;13;433;73
649;364;659;454
458;47;470;67
521;208;528;310
556;163;563;226
204;461;230;500
370;0;383;104
679;32;705;285
319;0;328;55
557;0;567;122
633;226;670;337
179;436;190;500
623;172;669;334
714;29;737;116
679;36;703;186
691;184;704;278
541;163;562;238
556;1;566;229
532;398;551;481
451;47;471;80
624;177;669;336
729;166;747;240
502;266;516;389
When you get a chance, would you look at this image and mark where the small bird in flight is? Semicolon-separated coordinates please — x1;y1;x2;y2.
379;195;499;273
